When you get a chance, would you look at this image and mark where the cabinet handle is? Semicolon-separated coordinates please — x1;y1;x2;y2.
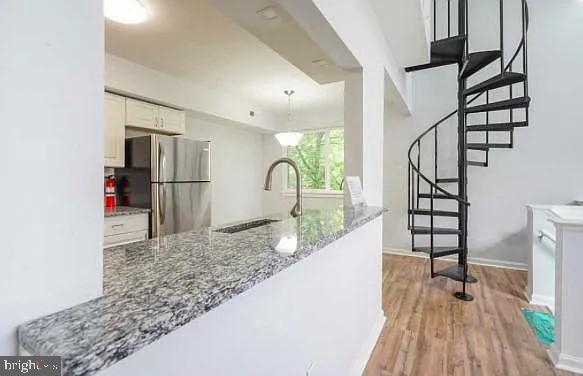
111;224;124;229
161;117;165;128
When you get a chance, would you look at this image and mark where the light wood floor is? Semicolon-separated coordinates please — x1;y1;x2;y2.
363;254;575;376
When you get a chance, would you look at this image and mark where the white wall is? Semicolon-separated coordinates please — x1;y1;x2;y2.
184;114;265;226
105;54;280;132
383;0;583;266
297;0;388;206
262;136;343;215
0;0;103;355
282;0;411;114
101;218;384;376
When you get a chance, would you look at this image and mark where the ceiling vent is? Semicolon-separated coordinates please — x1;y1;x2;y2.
257;6;280;21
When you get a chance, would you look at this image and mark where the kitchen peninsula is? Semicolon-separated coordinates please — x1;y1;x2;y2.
19;205;385;376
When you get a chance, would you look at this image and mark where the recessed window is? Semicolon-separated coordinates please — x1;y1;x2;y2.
286;128;344;193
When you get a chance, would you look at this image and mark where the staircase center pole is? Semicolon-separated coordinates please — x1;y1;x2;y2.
457;0;468;266
455;0;474;302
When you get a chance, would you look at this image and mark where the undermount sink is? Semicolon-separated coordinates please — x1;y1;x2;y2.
213;218;280;234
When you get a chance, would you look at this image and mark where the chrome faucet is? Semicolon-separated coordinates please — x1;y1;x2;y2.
264;158;302;217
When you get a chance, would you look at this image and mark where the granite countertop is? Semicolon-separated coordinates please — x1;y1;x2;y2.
104;206;151;218
19;205;385;376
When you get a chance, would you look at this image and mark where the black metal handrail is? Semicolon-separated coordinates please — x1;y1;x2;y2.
408;0;529;216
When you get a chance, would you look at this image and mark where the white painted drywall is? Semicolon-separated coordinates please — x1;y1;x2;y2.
262;136;343;214
105;53;279;132
100;217;384;376
282;0;411;114
183;114;265;226
286;0;388;206
551;223;583;373
383;0;583;266
0;0;103;355
343;72;364;185
526;205;556;309
370;0;431;67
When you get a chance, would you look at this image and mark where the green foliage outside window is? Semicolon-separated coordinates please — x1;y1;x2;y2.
287;128;344;192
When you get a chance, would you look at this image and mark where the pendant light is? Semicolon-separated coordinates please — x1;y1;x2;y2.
275;90;303;147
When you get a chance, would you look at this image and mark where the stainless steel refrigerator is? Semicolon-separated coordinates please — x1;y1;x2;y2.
115;135;211;238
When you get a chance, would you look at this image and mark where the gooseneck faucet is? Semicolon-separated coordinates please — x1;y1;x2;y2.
264;158;302;217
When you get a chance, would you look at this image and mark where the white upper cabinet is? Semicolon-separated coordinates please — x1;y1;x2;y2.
125;98;159;130
125;98;185;135
104;93;126;167
159;107;186;134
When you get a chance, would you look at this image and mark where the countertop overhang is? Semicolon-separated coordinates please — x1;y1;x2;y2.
18;205;385;376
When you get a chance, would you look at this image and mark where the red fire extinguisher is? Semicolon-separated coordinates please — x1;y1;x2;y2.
104;175;117;208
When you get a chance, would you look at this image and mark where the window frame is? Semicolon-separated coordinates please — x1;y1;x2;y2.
282;127;344;198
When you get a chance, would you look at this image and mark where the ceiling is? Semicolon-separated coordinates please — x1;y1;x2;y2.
105;0;344;114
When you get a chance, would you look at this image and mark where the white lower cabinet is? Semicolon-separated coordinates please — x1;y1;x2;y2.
104;214;149;248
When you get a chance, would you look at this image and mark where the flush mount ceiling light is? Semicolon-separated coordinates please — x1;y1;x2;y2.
104;0;148;24
275;90;303;147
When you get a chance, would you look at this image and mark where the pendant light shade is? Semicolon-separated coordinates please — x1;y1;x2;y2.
275;132;304;147
275;90;303;147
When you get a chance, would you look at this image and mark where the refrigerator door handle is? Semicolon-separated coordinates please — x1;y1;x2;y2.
158;142;167;182
159;184;166;225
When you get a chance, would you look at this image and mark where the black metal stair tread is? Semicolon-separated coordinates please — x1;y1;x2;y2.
467;143;512;150
413;247;462;257
468;161;488;167
411;226;462;235
418;193;460;200
464;72;527;96
465;97;530;113
459;50;501;79
409;209;460;217
432;35;467;60
405;35;466;72
466;121;528;132
405;56;458;72
434;264;478;283
436;178;459;183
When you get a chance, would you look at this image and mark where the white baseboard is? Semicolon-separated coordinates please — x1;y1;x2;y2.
524;288;555;313
550;346;583;374
383;248;528;271
530;294;555;313
350;312;386;376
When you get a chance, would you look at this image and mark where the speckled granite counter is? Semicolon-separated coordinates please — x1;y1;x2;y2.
104;206;150;218
19;205;384;376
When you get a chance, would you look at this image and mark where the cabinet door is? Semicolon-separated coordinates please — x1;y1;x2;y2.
159;107;186;134
126;98;159;130
104;93;126;167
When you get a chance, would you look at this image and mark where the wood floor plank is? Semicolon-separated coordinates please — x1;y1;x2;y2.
363;254;575;376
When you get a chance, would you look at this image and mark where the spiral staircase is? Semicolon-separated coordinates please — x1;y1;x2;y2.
405;0;530;301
